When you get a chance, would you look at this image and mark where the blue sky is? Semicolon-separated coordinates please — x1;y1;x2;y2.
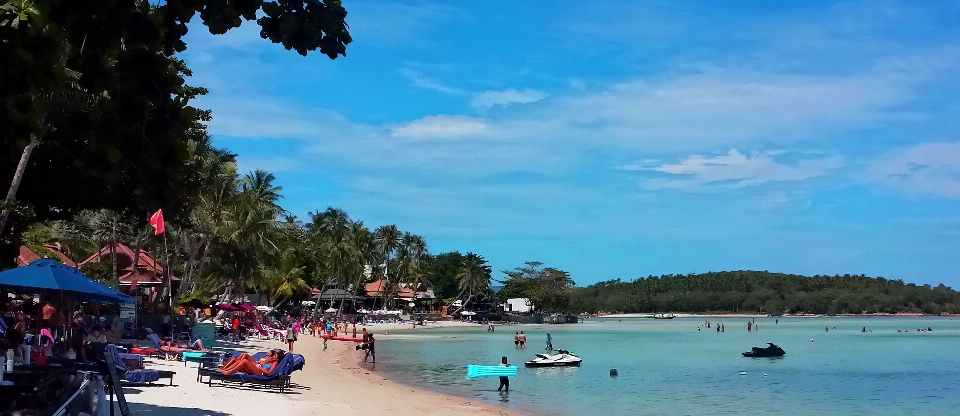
180;1;960;287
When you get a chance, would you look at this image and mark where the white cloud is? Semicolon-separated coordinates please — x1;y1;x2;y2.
638;149;842;191
471;88;548;109
399;68;466;95
391;115;488;140
869;142;960;198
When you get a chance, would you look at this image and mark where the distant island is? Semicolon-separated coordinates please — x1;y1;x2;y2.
569;271;960;316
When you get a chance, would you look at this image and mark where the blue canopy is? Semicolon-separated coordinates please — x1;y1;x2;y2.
0;259;137;304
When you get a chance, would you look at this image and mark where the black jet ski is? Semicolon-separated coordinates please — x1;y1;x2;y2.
742;343;786;357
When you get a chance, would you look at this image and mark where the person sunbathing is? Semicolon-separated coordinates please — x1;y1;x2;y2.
216;350;285;376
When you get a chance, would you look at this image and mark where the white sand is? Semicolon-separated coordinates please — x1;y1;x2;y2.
112;321;529;416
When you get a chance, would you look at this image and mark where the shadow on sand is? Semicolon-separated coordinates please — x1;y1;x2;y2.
113;402;233;416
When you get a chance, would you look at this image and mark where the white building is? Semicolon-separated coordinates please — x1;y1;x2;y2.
504;298;531;313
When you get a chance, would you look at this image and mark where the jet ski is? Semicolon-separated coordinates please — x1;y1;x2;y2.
742;343;786;357
524;349;582;367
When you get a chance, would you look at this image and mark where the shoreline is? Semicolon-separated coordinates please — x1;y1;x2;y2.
594;312;948;318
113;321;532;416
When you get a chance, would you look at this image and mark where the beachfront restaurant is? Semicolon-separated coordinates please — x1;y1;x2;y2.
312;288;363;313
1;259;147;414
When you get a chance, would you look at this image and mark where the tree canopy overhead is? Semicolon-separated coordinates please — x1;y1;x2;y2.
0;0;351;266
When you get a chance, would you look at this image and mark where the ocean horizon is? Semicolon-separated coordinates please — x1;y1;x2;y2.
373;317;960;415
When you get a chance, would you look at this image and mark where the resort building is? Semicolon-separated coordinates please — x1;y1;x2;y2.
15;244;76;267
504;297;532;313
79;243;179;304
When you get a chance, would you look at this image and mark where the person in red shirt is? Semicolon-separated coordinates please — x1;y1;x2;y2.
231;316;240;342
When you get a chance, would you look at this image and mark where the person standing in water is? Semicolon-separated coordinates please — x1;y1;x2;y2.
514;332;520;347
545;333;553;351
364;334;376;363
518;331;526;348
497;356;510;392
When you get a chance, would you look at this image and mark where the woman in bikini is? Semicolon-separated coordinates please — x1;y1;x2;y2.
217;350;285;376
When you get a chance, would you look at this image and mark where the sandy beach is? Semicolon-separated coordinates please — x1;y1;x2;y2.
113;321;529;416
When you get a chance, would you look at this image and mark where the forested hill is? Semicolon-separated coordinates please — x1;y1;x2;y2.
569;271;960;315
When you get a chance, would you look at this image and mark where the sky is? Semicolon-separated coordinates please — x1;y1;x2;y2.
179;0;960;288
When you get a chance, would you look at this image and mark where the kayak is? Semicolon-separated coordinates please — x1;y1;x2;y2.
321;334;363;342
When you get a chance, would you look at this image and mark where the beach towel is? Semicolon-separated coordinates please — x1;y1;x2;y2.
466;365;518;380
105;344;161;383
124;369;160;383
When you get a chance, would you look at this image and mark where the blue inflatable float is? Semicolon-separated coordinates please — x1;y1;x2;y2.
466;365;518;379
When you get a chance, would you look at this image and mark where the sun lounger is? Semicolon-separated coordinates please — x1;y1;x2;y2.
200;353;305;393
102;344;177;385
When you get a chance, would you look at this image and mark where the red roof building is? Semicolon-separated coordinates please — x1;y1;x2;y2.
364;280;418;300
79;243;178;287
16;244;77;267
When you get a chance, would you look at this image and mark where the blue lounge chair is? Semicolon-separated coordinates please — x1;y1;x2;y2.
202;353;305;393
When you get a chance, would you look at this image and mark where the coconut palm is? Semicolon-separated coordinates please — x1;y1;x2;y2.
373;225;400;307
263;249;309;307
453;253;491;314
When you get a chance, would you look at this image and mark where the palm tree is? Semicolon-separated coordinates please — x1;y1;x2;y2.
453;253;491;314
373;225;400;308
306;208;352;315
398;233;429;307
263;250;309;307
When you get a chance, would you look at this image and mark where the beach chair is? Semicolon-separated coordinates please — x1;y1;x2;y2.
196;351;268;382
202;353;305;393
251;324;272;340
146;334;212;362
101;344;176;386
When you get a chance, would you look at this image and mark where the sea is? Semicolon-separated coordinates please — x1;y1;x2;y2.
372;317;960;416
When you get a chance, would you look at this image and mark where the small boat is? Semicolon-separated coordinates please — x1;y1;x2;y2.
652;314;675;319
524;350;582;367
742;343;786;357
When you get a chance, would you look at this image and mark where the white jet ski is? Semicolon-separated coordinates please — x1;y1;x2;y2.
523;350;582;367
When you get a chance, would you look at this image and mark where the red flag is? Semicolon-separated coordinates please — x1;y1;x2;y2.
149;209;165;235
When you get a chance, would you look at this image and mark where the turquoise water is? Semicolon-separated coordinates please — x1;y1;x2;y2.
372;317;960;415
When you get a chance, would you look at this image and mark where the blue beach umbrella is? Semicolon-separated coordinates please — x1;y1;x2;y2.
0;259;137;304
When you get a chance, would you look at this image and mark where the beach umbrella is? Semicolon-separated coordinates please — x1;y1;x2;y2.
301;300;316;306
237;303;256;312
216;303;238;311
0;259;135;303
255;305;273;312
324;308;337;313
356;309;370;314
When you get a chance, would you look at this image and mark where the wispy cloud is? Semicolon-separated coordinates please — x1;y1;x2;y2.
391;115;488;140
400;67;466;95
869;142;960;198
471;88;548;109
634;149;843;191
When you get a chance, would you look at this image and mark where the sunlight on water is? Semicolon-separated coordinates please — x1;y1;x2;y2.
371;317;960;416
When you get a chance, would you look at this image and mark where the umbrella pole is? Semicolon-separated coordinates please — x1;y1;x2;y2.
35;289;45;347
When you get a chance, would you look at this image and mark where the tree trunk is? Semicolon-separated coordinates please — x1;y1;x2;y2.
192;241;210;293
110;217;118;287
0;135;40;238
